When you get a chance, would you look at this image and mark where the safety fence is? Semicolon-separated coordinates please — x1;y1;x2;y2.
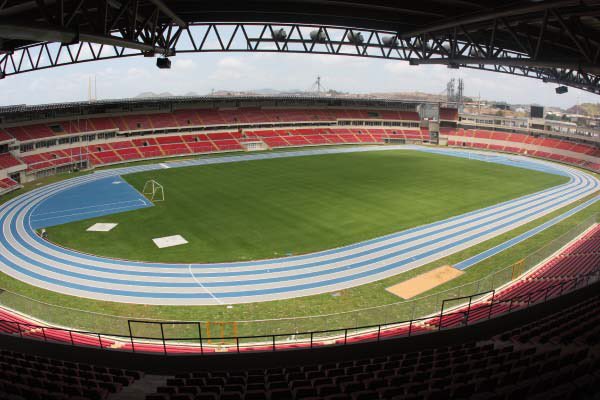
0;269;598;355
0;213;597;352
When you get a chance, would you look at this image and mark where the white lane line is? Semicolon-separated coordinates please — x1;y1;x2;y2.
16;170;590;276
188;264;224;305
1;146;598;304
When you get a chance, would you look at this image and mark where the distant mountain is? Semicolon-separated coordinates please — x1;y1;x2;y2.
252;88;283;95
135;91;175;98
566;103;600;116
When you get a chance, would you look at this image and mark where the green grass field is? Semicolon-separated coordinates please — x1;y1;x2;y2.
47;150;567;263
0;147;597;338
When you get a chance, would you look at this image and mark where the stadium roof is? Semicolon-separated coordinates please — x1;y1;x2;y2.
1;1;600;93
0;95;425;122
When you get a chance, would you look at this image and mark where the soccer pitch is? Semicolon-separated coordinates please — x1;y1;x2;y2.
47;150;567;263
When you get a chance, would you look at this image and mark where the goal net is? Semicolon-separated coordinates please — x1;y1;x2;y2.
240;140;268;152
143;179;165;202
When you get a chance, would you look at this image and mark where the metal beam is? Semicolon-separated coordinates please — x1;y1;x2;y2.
146;0;187;28
399;0;586;38
1;21;599;94
0;22;171;54
409;56;600;73
0;22;75;43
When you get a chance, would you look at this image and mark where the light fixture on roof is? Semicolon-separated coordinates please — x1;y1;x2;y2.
555;86;568;94
347;31;364;45
272;28;287;42
156;57;171;69
382;36;399;48
310;29;327;43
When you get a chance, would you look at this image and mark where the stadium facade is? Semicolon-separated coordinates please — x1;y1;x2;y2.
1;96;599;195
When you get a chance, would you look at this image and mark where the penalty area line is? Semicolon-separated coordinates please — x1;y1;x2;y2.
188;264;225;305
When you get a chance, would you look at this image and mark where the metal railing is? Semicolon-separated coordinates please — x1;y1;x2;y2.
0;213;597;353
0;267;597;355
2;214;597;339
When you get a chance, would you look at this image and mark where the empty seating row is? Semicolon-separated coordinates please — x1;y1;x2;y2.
447;129;600;172
0;109;421;141
497;295;600;346
18;127;403;171
0;153;22;169
0;348;143;400
0;129;13;142
144;340;596;400
561;224;600;255
0;177;19;194
438;108;458;121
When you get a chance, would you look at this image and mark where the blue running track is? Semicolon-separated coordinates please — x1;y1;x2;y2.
0;145;597;305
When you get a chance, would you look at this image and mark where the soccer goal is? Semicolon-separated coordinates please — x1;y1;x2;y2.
240;140;268;152
143;179;165;202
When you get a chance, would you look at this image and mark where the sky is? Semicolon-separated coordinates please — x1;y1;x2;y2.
1;52;599;109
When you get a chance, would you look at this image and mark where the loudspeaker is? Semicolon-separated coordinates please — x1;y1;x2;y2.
555;86;568;94
156;58;171;69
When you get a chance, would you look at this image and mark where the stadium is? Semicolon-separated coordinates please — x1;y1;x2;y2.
0;1;599;400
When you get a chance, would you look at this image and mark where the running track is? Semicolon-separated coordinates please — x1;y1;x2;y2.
0;146;598;305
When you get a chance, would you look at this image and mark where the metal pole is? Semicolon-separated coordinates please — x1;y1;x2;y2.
128;320;135;353
465;296;473;326
160;323;166;355
488;290;495;319
198;322;203;355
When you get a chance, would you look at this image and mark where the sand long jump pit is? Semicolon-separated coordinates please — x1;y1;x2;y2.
386;265;464;299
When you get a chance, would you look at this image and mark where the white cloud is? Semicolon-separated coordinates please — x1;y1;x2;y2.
217;57;244;69
0;52;598;108
173;59;196;70
126;67;151;79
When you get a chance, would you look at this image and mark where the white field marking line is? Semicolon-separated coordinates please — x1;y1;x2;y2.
23;175;592;276
10;145;551;230
17;171;592;266
30;204;148;223
2;153;596;304
188;264;224;305
159;163;170;169
11;146;592;266
31;199;145;217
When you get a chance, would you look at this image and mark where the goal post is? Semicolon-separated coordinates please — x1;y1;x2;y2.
240;140;268;152
143;179;165;202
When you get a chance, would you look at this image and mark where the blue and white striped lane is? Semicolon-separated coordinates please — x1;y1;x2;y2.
0;146;598;305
